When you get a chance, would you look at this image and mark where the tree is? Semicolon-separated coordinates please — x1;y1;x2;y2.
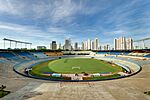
0;85;6;91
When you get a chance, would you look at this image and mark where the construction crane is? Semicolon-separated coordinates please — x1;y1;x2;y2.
134;37;150;49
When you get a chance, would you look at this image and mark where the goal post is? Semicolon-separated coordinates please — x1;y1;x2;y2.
72;67;80;70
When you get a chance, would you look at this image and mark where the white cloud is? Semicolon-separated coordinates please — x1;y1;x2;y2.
113;30;126;34
0;22;74;44
0;0;149;48
0;0;77;22
48;27;66;33
0;0;27;16
0;0;108;23
0;22;27;31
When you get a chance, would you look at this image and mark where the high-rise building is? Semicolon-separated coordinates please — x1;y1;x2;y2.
94;38;99;50
64;39;72;50
114;39;117;50
114;37;133;50
87;39;91;50
51;41;57;50
121;37;126;50
82;42;84;50
58;43;61;49
126;38;133;50
81;38;100;50
99;46;102;50
74;42;78;50
83;41;88;50
103;45;109;50
104;45;107;50
91;40;94;50
106;44;109;50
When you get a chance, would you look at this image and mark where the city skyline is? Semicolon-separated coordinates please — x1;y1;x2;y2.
0;0;150;49
1;37;150;50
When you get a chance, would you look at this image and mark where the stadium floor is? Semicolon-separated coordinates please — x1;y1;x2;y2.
0;57;150;100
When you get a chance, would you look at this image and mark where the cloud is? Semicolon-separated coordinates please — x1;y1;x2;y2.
0;0;28;16
50;0;77;23
48;27;66;33
111;30;126;35
0;0;150;48
0;22;42;36
0;21;74;42
0;0;111;23
0;0;77;22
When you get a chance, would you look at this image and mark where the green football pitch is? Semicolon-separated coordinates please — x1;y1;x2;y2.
30;58;122;74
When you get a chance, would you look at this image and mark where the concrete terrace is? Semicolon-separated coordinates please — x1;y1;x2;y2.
0;57;150;100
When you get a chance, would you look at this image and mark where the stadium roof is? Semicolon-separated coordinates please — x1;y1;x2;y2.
3;38;32;44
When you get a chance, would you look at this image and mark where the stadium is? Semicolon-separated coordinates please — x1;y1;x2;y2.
0;49;150;99
0;0;150;100
14;52;141;82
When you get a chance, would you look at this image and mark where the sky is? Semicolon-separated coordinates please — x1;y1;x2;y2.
0;0;150;49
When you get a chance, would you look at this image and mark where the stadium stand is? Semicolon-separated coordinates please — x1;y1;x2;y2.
32;52;49;58
97;52;108;54
97;51;132;55
144;54;150;58
15;51;37;60
128;52;149;57
127;50;150;57
110;52;121;55
44;52;63;56
98;57;141;74
0;58;9;63
1;49;150;83
0;52;24;62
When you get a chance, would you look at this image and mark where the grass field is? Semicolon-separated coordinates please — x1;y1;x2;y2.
30;58;122;75
0;90;10;98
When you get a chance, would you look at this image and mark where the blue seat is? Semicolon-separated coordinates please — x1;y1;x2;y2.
144;54;150;58
15;52;37;60
0;52;23;62
32;52;49;58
